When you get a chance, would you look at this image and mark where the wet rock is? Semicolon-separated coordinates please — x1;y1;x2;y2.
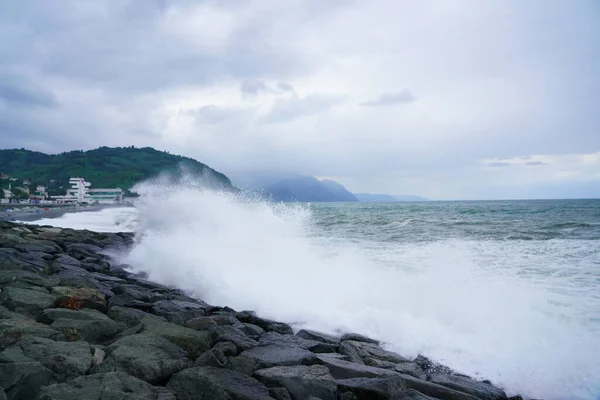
45;309;124;343
186;315;239;330
0;287;58;318
112;284;167;304
236;311;293;334
316;353;399;379
211;325;259;352
52;265;114;298
229;354;257;376
0;361;53;400
122;317;213;359
429;373;507;400
269;387;292;400
336;376;408;400
397;389;439;399
107;306;167;327
255;365;337;400
167;366;271;400
414;355;454;376
339;340;407;364
54;255;81;268
214;341;238;356
340;333;379;344
259;332;337;353
91;333;191;384
37;371;176;400
401;374;481;400
38;307;113;324
194;347;229;368
0;318;65;350
51;286;107;312
233;322;266;339
0;387;6;400
241;345;318;368
0;337;93;381
296;329;340;346
363;357;426;380
151;300;207;326
0;271;58;290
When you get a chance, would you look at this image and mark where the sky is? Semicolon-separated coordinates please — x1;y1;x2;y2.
0;0;599;200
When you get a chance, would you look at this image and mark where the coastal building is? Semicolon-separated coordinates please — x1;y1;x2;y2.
53;178;123;204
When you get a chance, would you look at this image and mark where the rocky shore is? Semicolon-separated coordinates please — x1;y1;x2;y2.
0;220;527;400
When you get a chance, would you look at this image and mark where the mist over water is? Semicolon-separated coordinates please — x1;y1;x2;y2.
25;182;600;399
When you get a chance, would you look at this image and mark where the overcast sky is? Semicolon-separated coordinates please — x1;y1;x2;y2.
1;0;599;199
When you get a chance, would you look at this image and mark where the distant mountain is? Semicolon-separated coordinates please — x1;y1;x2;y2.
261;175;358;202
355;193;428;202
0;146;234;196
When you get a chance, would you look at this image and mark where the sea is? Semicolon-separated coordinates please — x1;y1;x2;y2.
22;182;600;400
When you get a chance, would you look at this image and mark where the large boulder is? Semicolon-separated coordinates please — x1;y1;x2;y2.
36;371;176;400
296;330;340;346
51;286;107;312
340;333;380;345
91;333;191;384
0;361;53;400
235;311;293;334
429;374;507;400
210;326;259;352
339;340;408;364
259;332;337;353
255;365;337;400
241;345;318;369
150;300;207;326
41;309;124;343
0;287;58;318
167;366;271;400
0;271;58;290
107;306;167;327
0;318;65;350
336;376;408;400
121;317;213;359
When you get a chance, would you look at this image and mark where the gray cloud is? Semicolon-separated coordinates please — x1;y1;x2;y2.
0;76;59;108
188;105;248;125
360;90;416;107
263;94;346;124
488;161;511;167
525;161;546;166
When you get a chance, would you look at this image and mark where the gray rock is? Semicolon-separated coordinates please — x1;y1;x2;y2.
51;286;107;312
0;305;28;320
429;373;507;400
122;317;213;359
0;387;6;400
0;361;53;400
0;271;58;290
52;266;114;298
49;310;124;343
211;325;259;352
269;387;292;400
363;357;426;380
397;389;438;399
255;365;337;400
259;332;337;353
233;322;266;339
315;353;400;379
54;255;81;268
151;300;207;326
414;355;454;376
186;315;239;330
0;287;58;318
0;337;93;382
296;329;340;345
107;306;167;327
167;366;271;400
112;284;167;304
214;341;238;356
0;318;65;350
340;333;380;345
92;333;191;384
401;374;481;400
235;311;293;334
194;347;229;368
241;345;318;368
336;376;408;400
37;371;176;400
229;354;257;376
37;307;111;325
339;340;408;364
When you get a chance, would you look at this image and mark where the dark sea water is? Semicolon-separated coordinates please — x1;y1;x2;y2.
24;196;600;400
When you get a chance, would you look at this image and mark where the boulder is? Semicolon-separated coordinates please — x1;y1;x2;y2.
0;318;65;350
296;329;340;345
37;371;176;400
339;340;408;364
259;332;337;353
214;341;238;356
0;337;93;382
54;255;81;268
255;365;337;400
37;307;111;324
167;366;271;400
111;284;167;304
0;271;58;290
210;325;259;352
229;354;258;376
269;387;292;400
241;345;318;368
340;333;380;345
363;357;426;380
46;310;123;343
51;286;107;312
122;317;213;359
0;361;53;400
194;347;229;368
0;287;58;318
107;306;167;327
91;333;191;384
0;387;6;400
151;300;207;326
336;376;408;400
52;266;114;298
235;311;293;334
429;373;507;400
413;355;454;376
186;315;239;330
233;322;266;339
399;389;443;399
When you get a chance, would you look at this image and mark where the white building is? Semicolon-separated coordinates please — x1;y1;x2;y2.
54;178;123;204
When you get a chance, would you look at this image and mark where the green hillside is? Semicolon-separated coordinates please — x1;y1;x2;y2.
0;146;233;196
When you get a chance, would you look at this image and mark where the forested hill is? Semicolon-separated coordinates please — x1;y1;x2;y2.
0;146;233;195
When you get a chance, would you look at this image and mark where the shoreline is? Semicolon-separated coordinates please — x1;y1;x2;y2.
0;220;525;400
0;204;130;222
